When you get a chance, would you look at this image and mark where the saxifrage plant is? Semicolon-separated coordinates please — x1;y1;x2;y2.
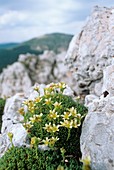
19;82;87;162
0;82;88;170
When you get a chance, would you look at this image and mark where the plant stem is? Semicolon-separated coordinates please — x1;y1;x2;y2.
67;128;71;141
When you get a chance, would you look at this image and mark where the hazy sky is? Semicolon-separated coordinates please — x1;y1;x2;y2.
0;0;113;43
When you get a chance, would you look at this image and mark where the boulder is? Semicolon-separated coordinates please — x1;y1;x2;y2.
64;5;114;169
80;64;114;170
0;62;32;98
0;93;27;158
65;6;114;96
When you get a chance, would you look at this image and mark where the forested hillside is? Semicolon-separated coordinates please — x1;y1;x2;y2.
0;33;73;71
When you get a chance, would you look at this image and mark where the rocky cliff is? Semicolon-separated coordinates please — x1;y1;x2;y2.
65;6;114;96
81;61;114;170
65;6;114;170
0;51;76;98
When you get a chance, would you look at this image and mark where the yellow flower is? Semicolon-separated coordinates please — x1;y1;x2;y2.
72;119;78;128
31;137;37;145
43;136;59;146
77;113;81;118
23;100;33;107
35;113;43;122
48;110;59;120
34;86;40;92
29;116;36;123
81;156;91;170
28;104;35;112
60;147;66;155
57;82;66;89
53;102;61;108
7;132;13;139
49;83;56;90
24;100;35;113
57;165;64;170
43;123;52;132
23;122;33;129
68;107;77;117
82;156;91;165
44;123;60;133
44;85;55;95
44;88;50;95
28;101;34;107
18;107;25;115
45;98;52;105
42;137;50;145
34;97;42;103
61;112;71;120
23;100;30;106
30;113;43;123
29;107;35;113
51;124;59;133
49;136;59;145
60;120;73;128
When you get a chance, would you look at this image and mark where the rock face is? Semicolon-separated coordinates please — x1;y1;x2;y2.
19;52;76;89
0;62;32;98
64;5;114;170
80;63;114;170
0;93;27;158
0;51;76;98
65;6;114;96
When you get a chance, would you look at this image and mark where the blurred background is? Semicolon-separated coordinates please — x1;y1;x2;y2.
0;0;113;68
0;0;113;97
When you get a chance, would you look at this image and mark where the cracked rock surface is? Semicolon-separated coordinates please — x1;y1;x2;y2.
0;93;27;158
80;63;114;170
65;6;114;96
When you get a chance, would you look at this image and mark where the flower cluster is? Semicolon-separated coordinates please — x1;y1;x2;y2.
19;82;87;152
18;107;25;115
42;136;59;147
44;123;59;133
29;113;43;123
23;100;35;113
48;109;59;120
44;82;66;95
60;107;82;128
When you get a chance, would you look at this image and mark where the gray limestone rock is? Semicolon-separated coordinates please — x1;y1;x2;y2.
102;64;114;97
0;62;32;98
80;64;114;170
19;52;76;93
65;6;114;96
0;51;77;98
0;93;27;157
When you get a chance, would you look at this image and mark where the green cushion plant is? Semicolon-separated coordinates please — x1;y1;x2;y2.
0;82;88;170
0;146;83;170
0;98;6;132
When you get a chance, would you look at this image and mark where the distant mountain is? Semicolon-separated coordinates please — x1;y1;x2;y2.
22;33;73;53
0;43;19;49
0;33;73;71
